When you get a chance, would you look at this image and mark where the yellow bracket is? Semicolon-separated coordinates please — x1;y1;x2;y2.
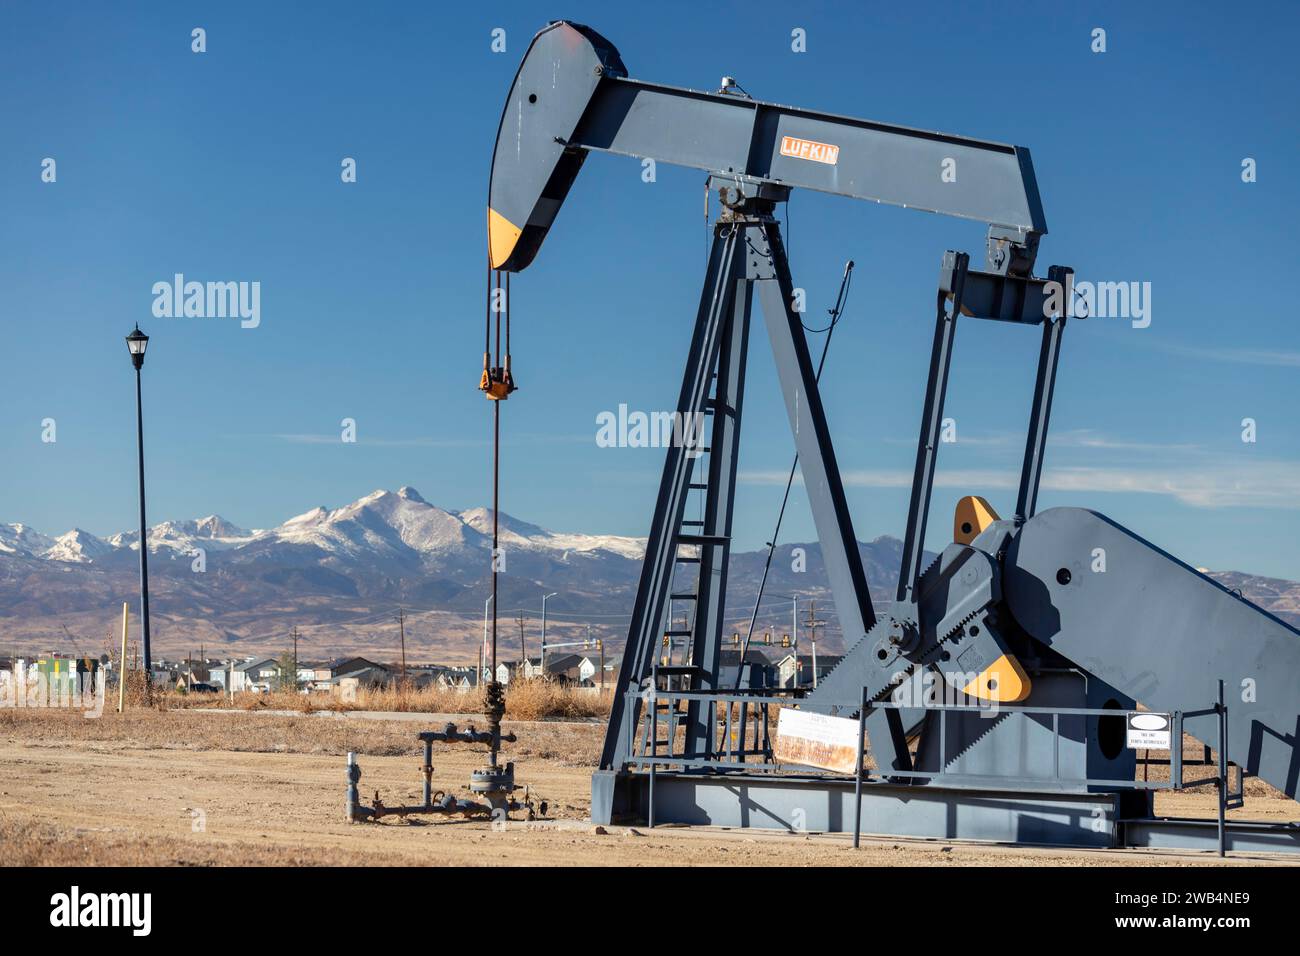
961;653;1032;703
954;495;999;545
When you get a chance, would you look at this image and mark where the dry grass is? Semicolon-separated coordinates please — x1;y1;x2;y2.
165;678;612;720
0;706;606;767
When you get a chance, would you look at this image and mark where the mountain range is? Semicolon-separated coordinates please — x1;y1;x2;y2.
2;487;1297;662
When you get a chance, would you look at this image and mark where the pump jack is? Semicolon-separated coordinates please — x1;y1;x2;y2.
487;21;1300;853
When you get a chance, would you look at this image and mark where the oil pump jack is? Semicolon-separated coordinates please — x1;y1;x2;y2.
487;21;1300;852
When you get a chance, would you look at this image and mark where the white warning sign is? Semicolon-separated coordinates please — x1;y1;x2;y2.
773;708;861;774
1126;712;1173;750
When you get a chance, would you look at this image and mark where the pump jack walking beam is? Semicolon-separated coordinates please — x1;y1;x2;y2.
488;22;1045;279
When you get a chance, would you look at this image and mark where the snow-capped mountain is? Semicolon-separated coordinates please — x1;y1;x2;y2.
1;488;1295;658
45;529;116;564
266;488;477;561
0;487;643;571
107;515;257;555
0;523;55;557
458;506;645;561
0;487;653;655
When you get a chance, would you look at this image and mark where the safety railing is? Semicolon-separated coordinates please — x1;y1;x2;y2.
848;680;1242;856
622;680;1242;855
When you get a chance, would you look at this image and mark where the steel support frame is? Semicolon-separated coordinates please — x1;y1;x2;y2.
1015;264;1071;521
898;255;1073;604
897;253;971;607
598;211;872;780
615;769;1126;847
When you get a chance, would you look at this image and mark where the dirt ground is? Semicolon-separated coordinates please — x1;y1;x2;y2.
0;708;1294;867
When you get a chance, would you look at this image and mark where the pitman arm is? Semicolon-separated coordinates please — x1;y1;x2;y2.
488;21;1047;274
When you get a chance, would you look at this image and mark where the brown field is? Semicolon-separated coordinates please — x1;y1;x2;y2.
0;705;1295;867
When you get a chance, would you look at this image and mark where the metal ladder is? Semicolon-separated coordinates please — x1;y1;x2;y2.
644;380;731;761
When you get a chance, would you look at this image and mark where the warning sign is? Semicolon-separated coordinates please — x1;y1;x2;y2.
1126;712;1173;750
773;708;861;774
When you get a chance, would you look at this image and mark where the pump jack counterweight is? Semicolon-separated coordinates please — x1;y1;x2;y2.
480;21;1300;856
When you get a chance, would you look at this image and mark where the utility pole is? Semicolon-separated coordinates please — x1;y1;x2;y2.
792;595;798;654
517;611;527;673
291;625;299;693
803;601;827;688
396;608;407;688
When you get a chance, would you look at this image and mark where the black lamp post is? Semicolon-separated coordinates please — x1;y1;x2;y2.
125;325;153;684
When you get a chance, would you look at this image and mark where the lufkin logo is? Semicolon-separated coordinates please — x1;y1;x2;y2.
780;135;840;165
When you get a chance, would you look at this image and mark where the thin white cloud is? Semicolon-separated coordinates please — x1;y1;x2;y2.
1047;429;1203;453
881;429;1202;452
882;433;1014;447
267;434;483;447
252;432;591;447
740;461;1300;510
1149;342;1300;368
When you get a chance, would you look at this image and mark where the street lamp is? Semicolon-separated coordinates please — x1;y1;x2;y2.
124;325;152;686
540;592;558;676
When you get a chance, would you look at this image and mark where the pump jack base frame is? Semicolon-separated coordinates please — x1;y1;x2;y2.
593;770;1300;855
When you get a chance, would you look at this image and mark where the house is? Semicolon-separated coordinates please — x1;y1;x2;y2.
197;659;231;689
340;665;391;687
298;661;333;687
538;653;583;684
305;658;391;695
490;660;531;686
774;652;844;689
177;659;211;687
329;657;388;679
435;668;480;693
230;658;280;693
716;648;779;688
577;656;610;686
401;666;444;690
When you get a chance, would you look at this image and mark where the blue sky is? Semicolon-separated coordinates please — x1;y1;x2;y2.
2;1;1297;579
